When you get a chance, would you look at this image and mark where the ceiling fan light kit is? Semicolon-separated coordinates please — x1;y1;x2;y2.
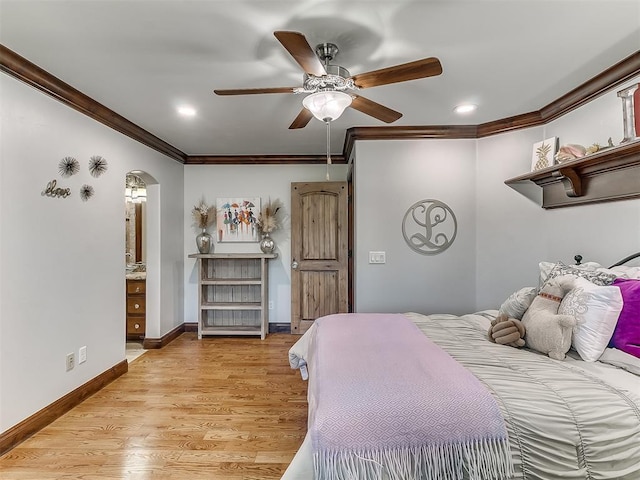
302;90;353;122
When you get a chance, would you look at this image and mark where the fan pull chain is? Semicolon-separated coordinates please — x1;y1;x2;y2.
325;120;331;181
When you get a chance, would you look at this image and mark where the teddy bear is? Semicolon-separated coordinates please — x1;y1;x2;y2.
488;314;526;348
520;278;576;360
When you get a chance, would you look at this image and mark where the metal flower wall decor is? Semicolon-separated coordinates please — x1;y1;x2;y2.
79;184;95;201
89;155;108;177
46;154;109;202
58;156;80;177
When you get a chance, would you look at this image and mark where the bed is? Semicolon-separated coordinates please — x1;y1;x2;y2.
282;254;640;480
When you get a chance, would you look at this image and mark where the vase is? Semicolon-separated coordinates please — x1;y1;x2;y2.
259;232;275;254
196;229;213;254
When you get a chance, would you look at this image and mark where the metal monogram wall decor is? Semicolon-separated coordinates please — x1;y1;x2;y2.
402;199;457;255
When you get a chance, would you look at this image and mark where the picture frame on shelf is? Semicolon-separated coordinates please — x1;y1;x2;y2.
216;197;261;243
531;137;558;171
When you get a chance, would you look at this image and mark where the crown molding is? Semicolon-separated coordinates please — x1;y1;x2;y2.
185;154;346;165
539;51;640;123
344;50;640;160
0;44;186;163
2;43;638;165
342;125;478;162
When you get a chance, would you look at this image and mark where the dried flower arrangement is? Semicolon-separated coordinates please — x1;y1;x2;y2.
192;199;216;230
257;198;283;234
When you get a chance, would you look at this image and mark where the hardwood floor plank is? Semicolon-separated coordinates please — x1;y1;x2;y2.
0;333;308;479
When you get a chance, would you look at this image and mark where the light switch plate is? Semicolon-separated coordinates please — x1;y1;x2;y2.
79;346;87;364
369;251;386;264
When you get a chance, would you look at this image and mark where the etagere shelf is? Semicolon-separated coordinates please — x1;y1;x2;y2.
188;253;277;340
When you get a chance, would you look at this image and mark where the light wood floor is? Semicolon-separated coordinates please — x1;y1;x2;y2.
0;333;308;479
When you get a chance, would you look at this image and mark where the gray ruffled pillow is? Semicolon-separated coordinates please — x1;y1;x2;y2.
499;287;537;319
544;261;617;287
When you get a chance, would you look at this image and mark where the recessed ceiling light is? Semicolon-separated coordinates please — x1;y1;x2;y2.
454;104;477;114
177;106;196;117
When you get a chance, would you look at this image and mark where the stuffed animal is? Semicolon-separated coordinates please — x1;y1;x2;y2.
488;314;526;347
521;278;576;360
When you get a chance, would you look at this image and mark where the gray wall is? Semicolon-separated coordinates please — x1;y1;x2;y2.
475;76;640;309
354;76;640;314
1;74;185;432
354;139;477;315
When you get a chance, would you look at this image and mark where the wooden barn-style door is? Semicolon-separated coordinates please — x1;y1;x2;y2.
290;182;348;334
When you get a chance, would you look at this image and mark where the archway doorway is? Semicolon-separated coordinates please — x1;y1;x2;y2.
124;170;159;359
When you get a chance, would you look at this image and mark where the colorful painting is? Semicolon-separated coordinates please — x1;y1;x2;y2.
216;197;260;243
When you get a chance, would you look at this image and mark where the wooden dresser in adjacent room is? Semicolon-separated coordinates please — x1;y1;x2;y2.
126;277;146;339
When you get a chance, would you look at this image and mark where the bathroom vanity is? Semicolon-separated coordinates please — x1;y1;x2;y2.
126;274;146;339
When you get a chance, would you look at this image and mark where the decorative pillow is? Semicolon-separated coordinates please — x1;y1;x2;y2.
543;261;617;288
605;265;640;280
599;348;640;376
558;277;623;362
608;278;640;359
538;261;602;288
498;287;537;319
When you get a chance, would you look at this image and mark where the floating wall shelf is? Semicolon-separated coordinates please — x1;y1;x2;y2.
505;139;640;209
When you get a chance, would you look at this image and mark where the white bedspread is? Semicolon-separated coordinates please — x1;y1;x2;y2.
283;311;640;480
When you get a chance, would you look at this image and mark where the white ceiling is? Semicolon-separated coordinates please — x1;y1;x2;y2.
1;0;639;157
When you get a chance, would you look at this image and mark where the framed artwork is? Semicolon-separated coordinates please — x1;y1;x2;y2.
216;197;260;242
531;137;558;171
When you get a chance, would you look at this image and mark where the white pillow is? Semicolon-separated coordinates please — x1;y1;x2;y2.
604;265;640;279
599;348;640;376
498;287;537;319
558;277;623;362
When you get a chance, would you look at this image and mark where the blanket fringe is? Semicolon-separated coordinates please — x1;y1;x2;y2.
313;438;513;480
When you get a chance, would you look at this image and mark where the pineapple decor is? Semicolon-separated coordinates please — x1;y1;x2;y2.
531;137;558;171
534;142;552;170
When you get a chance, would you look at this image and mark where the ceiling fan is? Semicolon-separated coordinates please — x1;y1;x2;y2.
213;31;443;129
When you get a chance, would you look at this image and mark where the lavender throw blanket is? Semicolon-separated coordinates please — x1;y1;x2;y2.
309;314;512;480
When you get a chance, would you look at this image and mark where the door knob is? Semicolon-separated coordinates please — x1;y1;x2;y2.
291;260;299;270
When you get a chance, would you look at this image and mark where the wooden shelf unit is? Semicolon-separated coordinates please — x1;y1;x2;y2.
188;253;277;340
505;139;640;208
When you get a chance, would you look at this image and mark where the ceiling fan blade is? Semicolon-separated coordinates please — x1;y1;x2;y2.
214;87;295;96
351;57;442;89
350;94;403;123
289;108;314;129
274;31;327;76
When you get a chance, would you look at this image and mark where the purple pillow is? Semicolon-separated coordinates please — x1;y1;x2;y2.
609;278;640;358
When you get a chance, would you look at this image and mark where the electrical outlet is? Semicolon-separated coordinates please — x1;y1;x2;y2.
66;352;75;371
268;301;274;310
79;346;87;364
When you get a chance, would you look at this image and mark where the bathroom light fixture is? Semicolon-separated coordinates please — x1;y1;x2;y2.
454;104;477;114
302;91;352;122
126;174;147;203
